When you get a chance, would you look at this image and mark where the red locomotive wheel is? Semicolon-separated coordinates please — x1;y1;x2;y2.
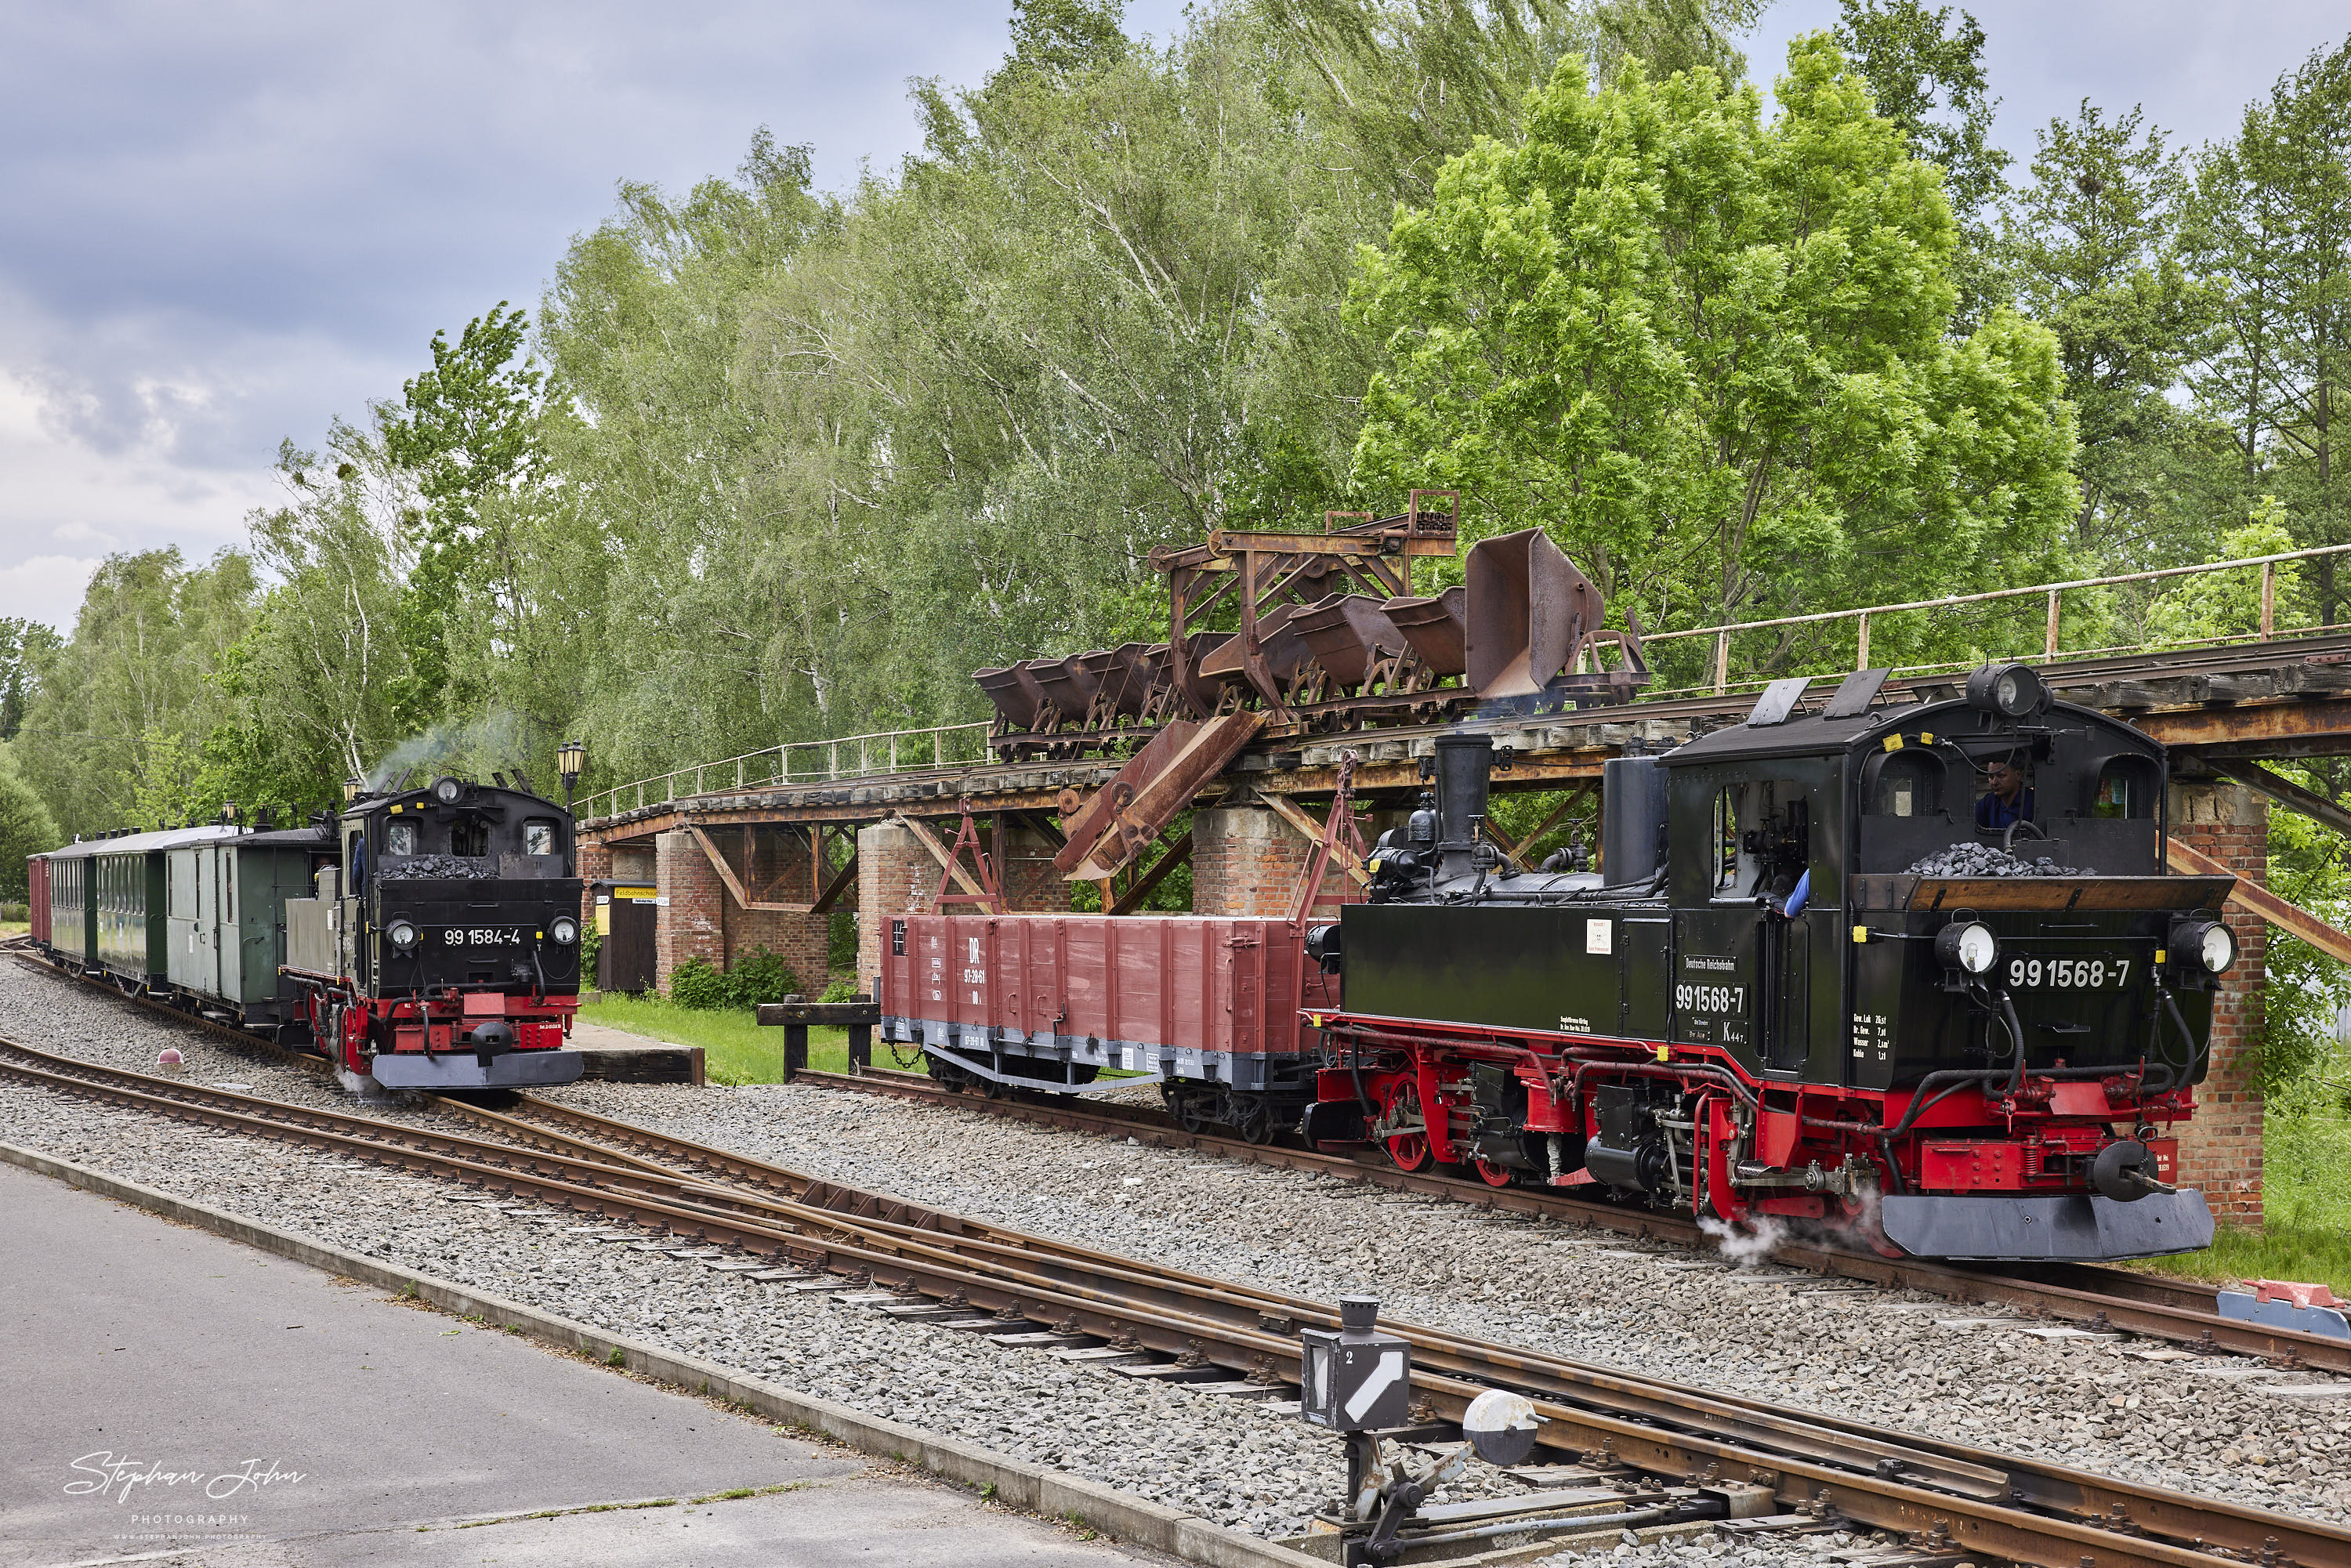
1382;1077;1430;1172
1473;1157;1516;1189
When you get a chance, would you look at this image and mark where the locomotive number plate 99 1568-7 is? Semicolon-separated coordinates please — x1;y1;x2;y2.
2005;955;2132;989
443;928;525;947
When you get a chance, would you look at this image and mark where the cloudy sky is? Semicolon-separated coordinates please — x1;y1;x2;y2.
2;1;2343;629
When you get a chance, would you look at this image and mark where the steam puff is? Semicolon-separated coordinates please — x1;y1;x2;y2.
1697;1212;1787;1268
368;710;531;791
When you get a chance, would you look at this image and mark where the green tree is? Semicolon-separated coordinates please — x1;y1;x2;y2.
0;743;60;897
0;617;61;742
1349;34;2081;683
2002;101;2219;562
2142;503;2307;644
2188;35;2351;620
379;300;553;725
1590;0;1766;85
1833;0;2009;327
13;549;255;838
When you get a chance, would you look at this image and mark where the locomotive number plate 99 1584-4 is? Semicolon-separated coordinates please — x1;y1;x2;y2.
442;928;525;947
2005;955;2132;989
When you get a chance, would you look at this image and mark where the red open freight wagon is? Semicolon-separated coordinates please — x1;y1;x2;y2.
878;912;1335;1128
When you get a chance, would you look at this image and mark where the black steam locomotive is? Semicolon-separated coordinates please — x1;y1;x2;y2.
1306;664;2230;1262
284;776;586;1088
31;775;586;1091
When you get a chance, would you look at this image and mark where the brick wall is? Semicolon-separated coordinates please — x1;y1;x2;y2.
998;819;1067;914
2168;780;2269;1228
1193;802;1365;919
650;827;831;994
723;827;832;993
576;836;612;932
654;828;724;990
857;819;938;995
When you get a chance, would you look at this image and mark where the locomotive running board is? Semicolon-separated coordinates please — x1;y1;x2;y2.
368;1050;588;1090
1882;1189;2215;1262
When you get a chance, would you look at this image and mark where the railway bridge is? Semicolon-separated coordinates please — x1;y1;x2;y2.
580;549;2351;1226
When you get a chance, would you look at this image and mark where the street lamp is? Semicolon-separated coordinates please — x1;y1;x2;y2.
557;741;587;811
342;777;363;805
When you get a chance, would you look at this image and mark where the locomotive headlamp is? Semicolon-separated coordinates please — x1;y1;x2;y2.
2170;917;2237;975
1936;919;2000;976
549;915;580;946
1965;662;2050;719
387;919;419;951
432;775;464;805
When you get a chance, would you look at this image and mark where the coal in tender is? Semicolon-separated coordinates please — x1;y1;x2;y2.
377;855;499;881
1904;842;2083;878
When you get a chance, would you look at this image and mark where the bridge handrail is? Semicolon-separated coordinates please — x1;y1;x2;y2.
582;540;2351;821
581;720;994;822
1645;540;2351;692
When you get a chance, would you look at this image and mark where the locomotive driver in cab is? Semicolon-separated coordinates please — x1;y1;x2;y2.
1976;751;2034;832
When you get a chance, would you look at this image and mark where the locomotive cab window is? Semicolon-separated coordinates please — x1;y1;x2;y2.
2092;755;2158;819
450;815;490;858
1864;751;1941;817
386;820;417;857
1712;785;1759;896
522;820;556;856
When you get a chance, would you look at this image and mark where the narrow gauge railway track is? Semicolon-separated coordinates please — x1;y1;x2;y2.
2;1034;2343;1568
792;1066;2351;1371
4;945;2338;1370
6;945;2342;1371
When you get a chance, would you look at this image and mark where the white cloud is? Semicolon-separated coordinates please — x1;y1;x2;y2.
0;554;103;628
51;520;117;547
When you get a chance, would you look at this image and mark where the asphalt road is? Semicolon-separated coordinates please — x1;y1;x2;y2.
0;1157;1166;1567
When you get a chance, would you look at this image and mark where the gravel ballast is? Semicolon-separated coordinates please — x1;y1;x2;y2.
2;957;2343;1548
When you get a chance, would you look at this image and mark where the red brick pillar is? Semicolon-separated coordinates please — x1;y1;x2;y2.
1192;800;1364;918
2168;780;2267;1229
654;828;723;991
857;819;936;996
721;827;831;993
576;835;612;931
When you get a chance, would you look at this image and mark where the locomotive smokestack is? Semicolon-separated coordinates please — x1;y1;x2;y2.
1434;733;1493;853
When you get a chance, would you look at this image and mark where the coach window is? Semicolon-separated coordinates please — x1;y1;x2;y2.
523;819;556;856
386;820;417;857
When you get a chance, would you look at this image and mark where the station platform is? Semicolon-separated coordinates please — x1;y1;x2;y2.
571;1016;706;1084
0;1161;1163;1567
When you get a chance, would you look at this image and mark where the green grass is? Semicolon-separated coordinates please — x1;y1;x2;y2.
0;921;27;939
2131;1110;2351;1299
576;992;885;1085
